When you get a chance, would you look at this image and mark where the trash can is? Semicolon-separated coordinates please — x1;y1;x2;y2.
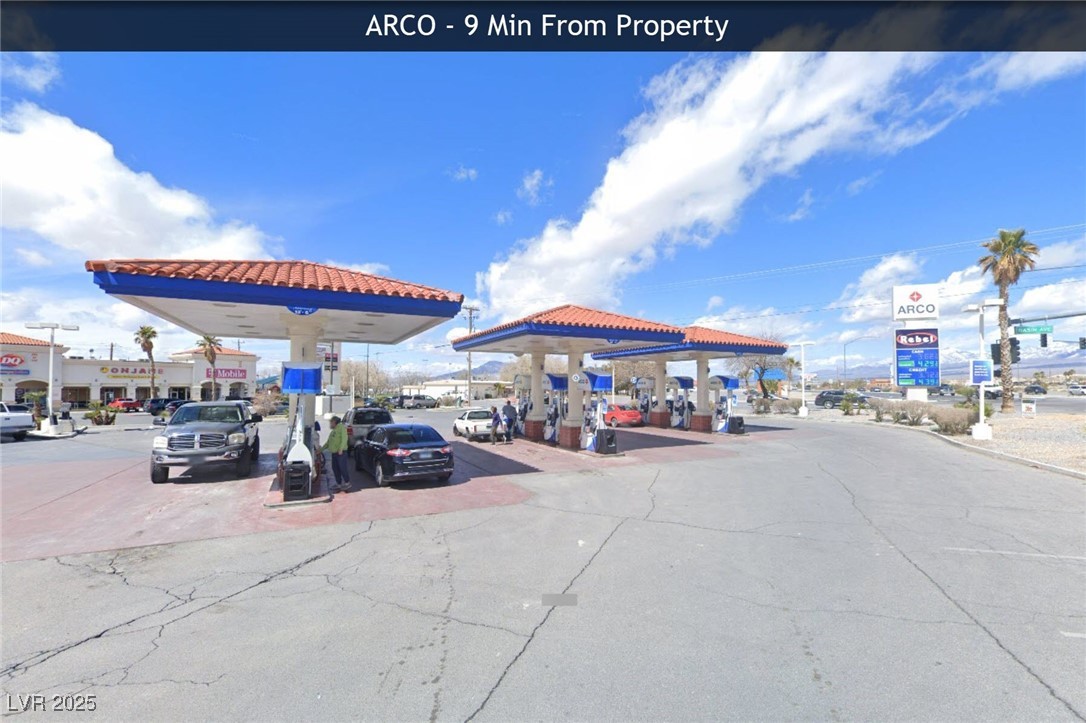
283;461;312;501
726;416;746;435
595;428;619;455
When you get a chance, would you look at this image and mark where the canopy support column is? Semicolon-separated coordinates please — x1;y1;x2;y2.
692;354;712;432
525;350;547;441
651;359;669;428
560;346;586;449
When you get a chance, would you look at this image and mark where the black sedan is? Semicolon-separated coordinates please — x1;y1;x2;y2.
355;424;454;486
1023;384;1047;395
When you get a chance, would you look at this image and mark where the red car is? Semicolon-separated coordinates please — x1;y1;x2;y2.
107;398;142;412
603;404;643;428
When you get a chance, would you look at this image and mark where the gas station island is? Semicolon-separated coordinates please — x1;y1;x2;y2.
453;306;787;449
85;259;463;501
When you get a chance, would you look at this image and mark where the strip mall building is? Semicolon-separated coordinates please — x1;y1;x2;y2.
0;333;258;406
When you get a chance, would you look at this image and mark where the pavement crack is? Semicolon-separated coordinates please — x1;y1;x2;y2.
2;524;374;683
644;470;660;520
815;461;1085;721
465;518;627;722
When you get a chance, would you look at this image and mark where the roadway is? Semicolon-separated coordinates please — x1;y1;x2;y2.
2;406;1083;721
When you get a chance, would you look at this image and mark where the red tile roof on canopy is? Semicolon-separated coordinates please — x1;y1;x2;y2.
173;346;257;358
84;259;463;303
453;304;681;345
683;326;788;349
0;332;53;347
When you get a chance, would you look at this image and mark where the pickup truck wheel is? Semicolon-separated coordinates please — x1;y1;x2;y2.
236;449;252;477
250;437;260;461
151;462;169;484
12;431;27;441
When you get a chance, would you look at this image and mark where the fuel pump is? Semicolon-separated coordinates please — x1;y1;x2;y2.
666;376;694;429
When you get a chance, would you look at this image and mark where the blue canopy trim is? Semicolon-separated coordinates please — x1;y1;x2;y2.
453;322;683;352
593;340;788;360
90;271;463;319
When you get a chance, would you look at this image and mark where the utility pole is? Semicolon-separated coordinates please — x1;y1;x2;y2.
365;344;370;397
463;305;479;403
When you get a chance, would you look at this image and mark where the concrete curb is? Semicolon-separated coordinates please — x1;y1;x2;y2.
802;415;1086;481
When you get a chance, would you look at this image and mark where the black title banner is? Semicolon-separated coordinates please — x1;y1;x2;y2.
3;1;1084;52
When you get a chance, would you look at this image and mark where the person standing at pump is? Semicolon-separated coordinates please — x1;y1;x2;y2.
321;415;350;492
489;406;502;445
501;399;517;444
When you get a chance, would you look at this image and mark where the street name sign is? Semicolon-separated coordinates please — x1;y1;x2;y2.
1013;324;1053;334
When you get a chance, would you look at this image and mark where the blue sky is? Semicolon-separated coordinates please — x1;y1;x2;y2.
2;51;1085;380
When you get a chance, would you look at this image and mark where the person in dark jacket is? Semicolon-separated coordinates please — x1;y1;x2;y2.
490;406;502;445
501;400;517;443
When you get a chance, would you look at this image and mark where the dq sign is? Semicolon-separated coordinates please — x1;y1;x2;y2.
892;284;940;321
0;354;26;367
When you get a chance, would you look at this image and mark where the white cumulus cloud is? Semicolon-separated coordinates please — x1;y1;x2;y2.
787;189;815;222
1;103;276;265
516;169;552;206
494;210;513;226
451;165;478;182
474;52;1085;324
1;52;61;93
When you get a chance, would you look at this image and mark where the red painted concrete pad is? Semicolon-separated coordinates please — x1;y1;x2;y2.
1;449;531;563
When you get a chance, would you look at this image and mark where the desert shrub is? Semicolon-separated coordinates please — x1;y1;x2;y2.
772;399;792;415
839;399;853;416
903;401;930;426
83;401;117;426
955;386;977;402
787;398;802;414
929;406;971;435
752;398;772;415
869;398;886;422
252;390;281;416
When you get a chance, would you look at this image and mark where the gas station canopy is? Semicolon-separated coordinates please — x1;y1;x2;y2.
592;325;787;362
451;304;684;354
85;259;463;343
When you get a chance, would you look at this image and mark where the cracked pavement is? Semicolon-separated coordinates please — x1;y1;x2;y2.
2;417;1084;720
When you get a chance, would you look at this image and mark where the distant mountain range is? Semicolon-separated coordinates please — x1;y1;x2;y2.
432;360;506;380
812;345;1085;383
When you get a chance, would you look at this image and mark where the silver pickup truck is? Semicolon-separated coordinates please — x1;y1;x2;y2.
1;403;35;440
150;401;261;483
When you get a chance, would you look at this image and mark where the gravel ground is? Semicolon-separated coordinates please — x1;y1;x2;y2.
956;411;1086;474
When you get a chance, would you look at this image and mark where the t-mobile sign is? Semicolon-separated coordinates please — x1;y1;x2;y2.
206;368;247;379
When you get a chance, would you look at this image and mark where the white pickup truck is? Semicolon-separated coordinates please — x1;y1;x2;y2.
1;403;36;440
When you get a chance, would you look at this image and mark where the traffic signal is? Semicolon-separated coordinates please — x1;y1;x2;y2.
1040;333;1048;348
990;343;1001;362
1080;337;1086;350
1009;338;1021;364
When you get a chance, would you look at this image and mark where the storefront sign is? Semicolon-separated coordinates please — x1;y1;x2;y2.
1;369;31;376
206;368;248;379
99;366;165;379
1;354;26;367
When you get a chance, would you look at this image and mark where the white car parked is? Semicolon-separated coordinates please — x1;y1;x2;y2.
452;409;493;441
1069;384;1085;396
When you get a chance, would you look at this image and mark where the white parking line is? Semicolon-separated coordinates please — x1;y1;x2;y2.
942;547;1086;562
1060;631;1086;638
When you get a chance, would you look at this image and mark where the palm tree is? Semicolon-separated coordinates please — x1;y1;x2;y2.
196;334;223;400
979;228;1039;411
134;325;158;399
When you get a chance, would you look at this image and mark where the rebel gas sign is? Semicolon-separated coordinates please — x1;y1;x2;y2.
892;284;940;321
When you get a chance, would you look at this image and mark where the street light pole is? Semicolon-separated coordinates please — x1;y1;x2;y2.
24;322;79;423
963;298;1004;440
790;341;815;417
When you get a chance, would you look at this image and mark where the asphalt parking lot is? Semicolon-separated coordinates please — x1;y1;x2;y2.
2;405;1084;720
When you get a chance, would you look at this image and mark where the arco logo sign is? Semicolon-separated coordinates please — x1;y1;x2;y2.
892;284;940;321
